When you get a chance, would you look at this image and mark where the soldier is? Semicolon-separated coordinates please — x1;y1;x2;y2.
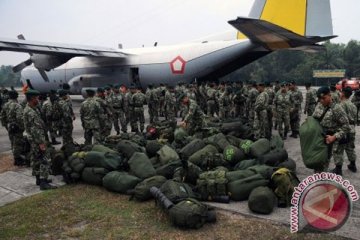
206;83;217;117
57;90;74;145
96;88;113;140
254;82;269;139
121;84;130;128
130;86;147;132
304;82;317;116
274;83;291;140
23;89;56;190
0;90;25;166
164;85;177;122
179;94;206;136
330;84;340;104
265;81;275;131
0;88;9;112
288;81;303;138
158;83;166;117
42;91;62;145
351;89;360;125
80;89;103;145
339;87;357;173
111;84;126;134
146;84;159;124
312;86;351;174
218;83;231;119
247;82;259;126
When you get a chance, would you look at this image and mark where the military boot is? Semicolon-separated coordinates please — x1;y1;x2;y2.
39;179;57;190
14;157;25;166
51;137;61;145
36;175;53;186
331;165;343;176
348;161;357;173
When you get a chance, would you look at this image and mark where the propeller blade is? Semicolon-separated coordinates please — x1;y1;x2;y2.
12;58;33;72
38;69;50;82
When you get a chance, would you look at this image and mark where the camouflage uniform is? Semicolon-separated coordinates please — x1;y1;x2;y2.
206;87;217;117
95;96;112;141
164;89;176;122
275;91;290;139
331;90;340;104
289;88;303;136
183;99;206;135
42;98;62;142
351;90;360;125
312;103;351;171
124;90;132;127
58;97;74;145
146;87;159;124
23;104;50;179
247;87;259;125
304;88;317;116
1;99;24;164
254;90;269;139
265;86;275;130
111;92;126;133
130;91;147;132
80;96;103;145
338;99;357;165
218;89;231;119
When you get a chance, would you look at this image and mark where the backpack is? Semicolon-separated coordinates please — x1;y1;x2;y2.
248;186;276;214
132;175;167;201
227;174;269;201
196;170;228;201
81;167;110;186
102;171;141;194
128;152;156;179
299;116;328;170
271;168;300;207
169;198;215;229
159;180;197;204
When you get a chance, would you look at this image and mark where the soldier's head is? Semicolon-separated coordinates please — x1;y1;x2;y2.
305;82;311;90
58;89;68;99
257;82;265;92
280;82;287;92
252;81;257;88
112;84;119;93
317;86;332;106
120;84;127;93
289;81;296;91
25;89;41;106
8;90;18;100
178;93;189;105
86;89;96;98
341;86;353;99
97;87;105;98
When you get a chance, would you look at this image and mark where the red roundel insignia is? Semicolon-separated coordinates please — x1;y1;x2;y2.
170;56;186;74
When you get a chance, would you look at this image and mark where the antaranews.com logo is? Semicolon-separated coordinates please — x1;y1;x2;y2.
290;172;359;233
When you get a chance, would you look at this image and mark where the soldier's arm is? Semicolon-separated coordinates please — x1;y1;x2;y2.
333;105;351;140
15;105;24;130
0;108;7;127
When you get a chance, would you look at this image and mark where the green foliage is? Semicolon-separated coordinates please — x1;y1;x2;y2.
0;65;21;87
223;40;360;85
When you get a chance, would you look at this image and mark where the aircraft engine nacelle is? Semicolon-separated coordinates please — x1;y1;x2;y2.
31;54;71;71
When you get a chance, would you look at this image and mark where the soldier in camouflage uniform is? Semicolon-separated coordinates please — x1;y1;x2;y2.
58;90;74;145
0;88;9;112
330;84;340;104
312;86;351;174
130;86;147;132
351;89;360;125
232;82;246;118
304;82;317;116
146;84;159;124
121;84;130;128
254;83;270;139
164;85;177;122
247;82;259;126
206;83;217;117
218;83;231;119
80;89;103;145
338;87;357;173
179;94;206;136
288;81;303;138
111;85;126;134
95;88;113;140
274;83;291;140
158;83;166;117
42;91;61;145
0;90;25;166
265;81;275;131
23;89;56;190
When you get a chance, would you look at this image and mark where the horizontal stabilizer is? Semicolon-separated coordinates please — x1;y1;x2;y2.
229;17;336;51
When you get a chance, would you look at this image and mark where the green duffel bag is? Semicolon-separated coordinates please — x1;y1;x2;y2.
277;158;297;172
233;159;258;170
173;162;203;186
155;160;182;179
61;142;82;158
146;140;163;158
239;139;253;155
226;135;242;147
248;186;276;214
299;116;328;170
81;167;109;185
223;145;246;166
132;175;167;201
160;180;197;204
228;174;269;201
196;170;228;200
169;198;213;229
68;156;86;173
250;138;271;158
70;172;81;180
128;152;156;179
188;144;218;166
174;127;189;143
206;133;230;152
179;139;206;160
84;151;125;170
247;165;274;179
116;140;145;159
157;145;179;165
257;149;288;166
270;135;284;150
103;171;141;194
92;144;117;154
271;168;300;207
225;169;255;182
200;152;228;171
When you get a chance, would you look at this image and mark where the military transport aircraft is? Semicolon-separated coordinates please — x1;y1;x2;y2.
0;0;335;94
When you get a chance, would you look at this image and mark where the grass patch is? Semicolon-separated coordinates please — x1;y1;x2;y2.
0;184;345;240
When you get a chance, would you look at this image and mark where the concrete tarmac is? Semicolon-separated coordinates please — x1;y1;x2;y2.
0;88;359;239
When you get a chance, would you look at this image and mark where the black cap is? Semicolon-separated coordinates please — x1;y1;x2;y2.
62;83;70;90
8;90;18;99
97;87;104;93
25;89;41;96
342;86;353;97
317;86;330;98
289;80;296;85
58;89;68;97
305;82;312;87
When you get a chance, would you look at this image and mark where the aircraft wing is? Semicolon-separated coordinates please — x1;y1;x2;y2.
0;38;127;58
229;17;336;51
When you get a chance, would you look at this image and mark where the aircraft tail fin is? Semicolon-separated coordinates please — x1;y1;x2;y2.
234;0;335;47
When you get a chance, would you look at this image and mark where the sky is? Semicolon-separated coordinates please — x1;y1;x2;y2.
0;0;359;66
